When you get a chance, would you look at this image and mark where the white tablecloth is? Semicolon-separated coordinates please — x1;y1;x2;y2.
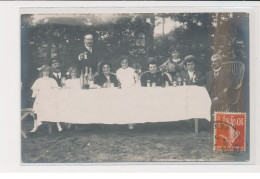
34;86;211;124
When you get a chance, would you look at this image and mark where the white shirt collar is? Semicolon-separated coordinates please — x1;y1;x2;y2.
187;71;194;79
84;44;92;53
171;58;181;63
53;72;61;78
213;67;222;73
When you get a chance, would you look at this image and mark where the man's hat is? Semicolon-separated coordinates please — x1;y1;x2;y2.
49;58;61;66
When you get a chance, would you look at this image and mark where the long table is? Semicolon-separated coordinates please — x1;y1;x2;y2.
33;86;211;128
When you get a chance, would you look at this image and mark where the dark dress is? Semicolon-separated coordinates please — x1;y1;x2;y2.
94;73;118;87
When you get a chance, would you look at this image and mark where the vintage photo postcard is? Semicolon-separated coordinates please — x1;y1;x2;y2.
20;6;254;165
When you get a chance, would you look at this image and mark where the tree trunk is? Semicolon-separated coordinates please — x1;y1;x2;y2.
46;41;52;64
144;14;155;58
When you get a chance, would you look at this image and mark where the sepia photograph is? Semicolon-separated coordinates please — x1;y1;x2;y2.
20;10;250;163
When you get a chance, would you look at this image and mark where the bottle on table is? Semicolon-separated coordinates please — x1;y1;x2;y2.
165;81;169;87
173;80;177;87
88;68;94;88
183;78;187;86
146;80;151;87
152;82;156;87
118;82;121;89
192;74;197;84
161;72;166;88
80;69;85;89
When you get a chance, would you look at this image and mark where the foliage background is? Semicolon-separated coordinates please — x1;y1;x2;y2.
21;13;249;107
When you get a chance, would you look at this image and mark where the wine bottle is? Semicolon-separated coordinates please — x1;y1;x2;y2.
80;69;84;89
88;68;94;88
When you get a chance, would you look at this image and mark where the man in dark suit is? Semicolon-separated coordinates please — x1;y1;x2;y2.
49;58;66;87
181;55;203;85
140;58;171;87
74;33;98;74
205;54;233;113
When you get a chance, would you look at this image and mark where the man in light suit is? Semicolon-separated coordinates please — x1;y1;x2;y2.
181;55;203;85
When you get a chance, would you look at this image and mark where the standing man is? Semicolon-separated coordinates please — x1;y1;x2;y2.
205;54;233;113
49;58;66;87
140;57;171;87
75;33;98;74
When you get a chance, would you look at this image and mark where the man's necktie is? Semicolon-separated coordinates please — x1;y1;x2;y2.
214;71;219;78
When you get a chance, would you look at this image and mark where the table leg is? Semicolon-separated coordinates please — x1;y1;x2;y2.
48;124;52;134
21;112;30;138
21;130;27;138
194;118;198;134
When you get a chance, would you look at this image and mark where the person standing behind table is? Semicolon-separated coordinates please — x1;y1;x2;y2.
181;55;203;85
160;46;183;80
49;58;66;87
30;65;63;133
205;54;233;116
140;57;171;87
94;61;118;88
116;55;139;89
74;33;98;74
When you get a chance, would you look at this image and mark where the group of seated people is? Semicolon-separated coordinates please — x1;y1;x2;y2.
30;45;233;132
63;50;204;90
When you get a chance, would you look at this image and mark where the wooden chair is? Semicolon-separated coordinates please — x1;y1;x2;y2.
21;108;35;138
221;61;245;112
139;71;149;81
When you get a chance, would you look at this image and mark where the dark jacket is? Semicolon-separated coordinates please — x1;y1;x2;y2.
49;71;66;87
73;44;98;74
204;68;233;100
140;72;171;87
181;70;203;85
94;73;118;87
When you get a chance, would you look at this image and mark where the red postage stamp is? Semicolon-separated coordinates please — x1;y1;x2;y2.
214;112;246;151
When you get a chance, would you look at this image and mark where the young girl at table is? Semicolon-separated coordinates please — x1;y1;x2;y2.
65;67;81;89
116;55;139;89
31;65;63;132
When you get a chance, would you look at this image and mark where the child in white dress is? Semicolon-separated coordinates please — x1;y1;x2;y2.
31;65;63;132
116;56;138;89
116;56;138;129
65;67;81;90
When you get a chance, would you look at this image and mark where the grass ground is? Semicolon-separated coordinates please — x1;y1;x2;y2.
21;117;249;163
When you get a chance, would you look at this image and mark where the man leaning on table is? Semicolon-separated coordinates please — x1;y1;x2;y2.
204;53;233;114
140;57;171;87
